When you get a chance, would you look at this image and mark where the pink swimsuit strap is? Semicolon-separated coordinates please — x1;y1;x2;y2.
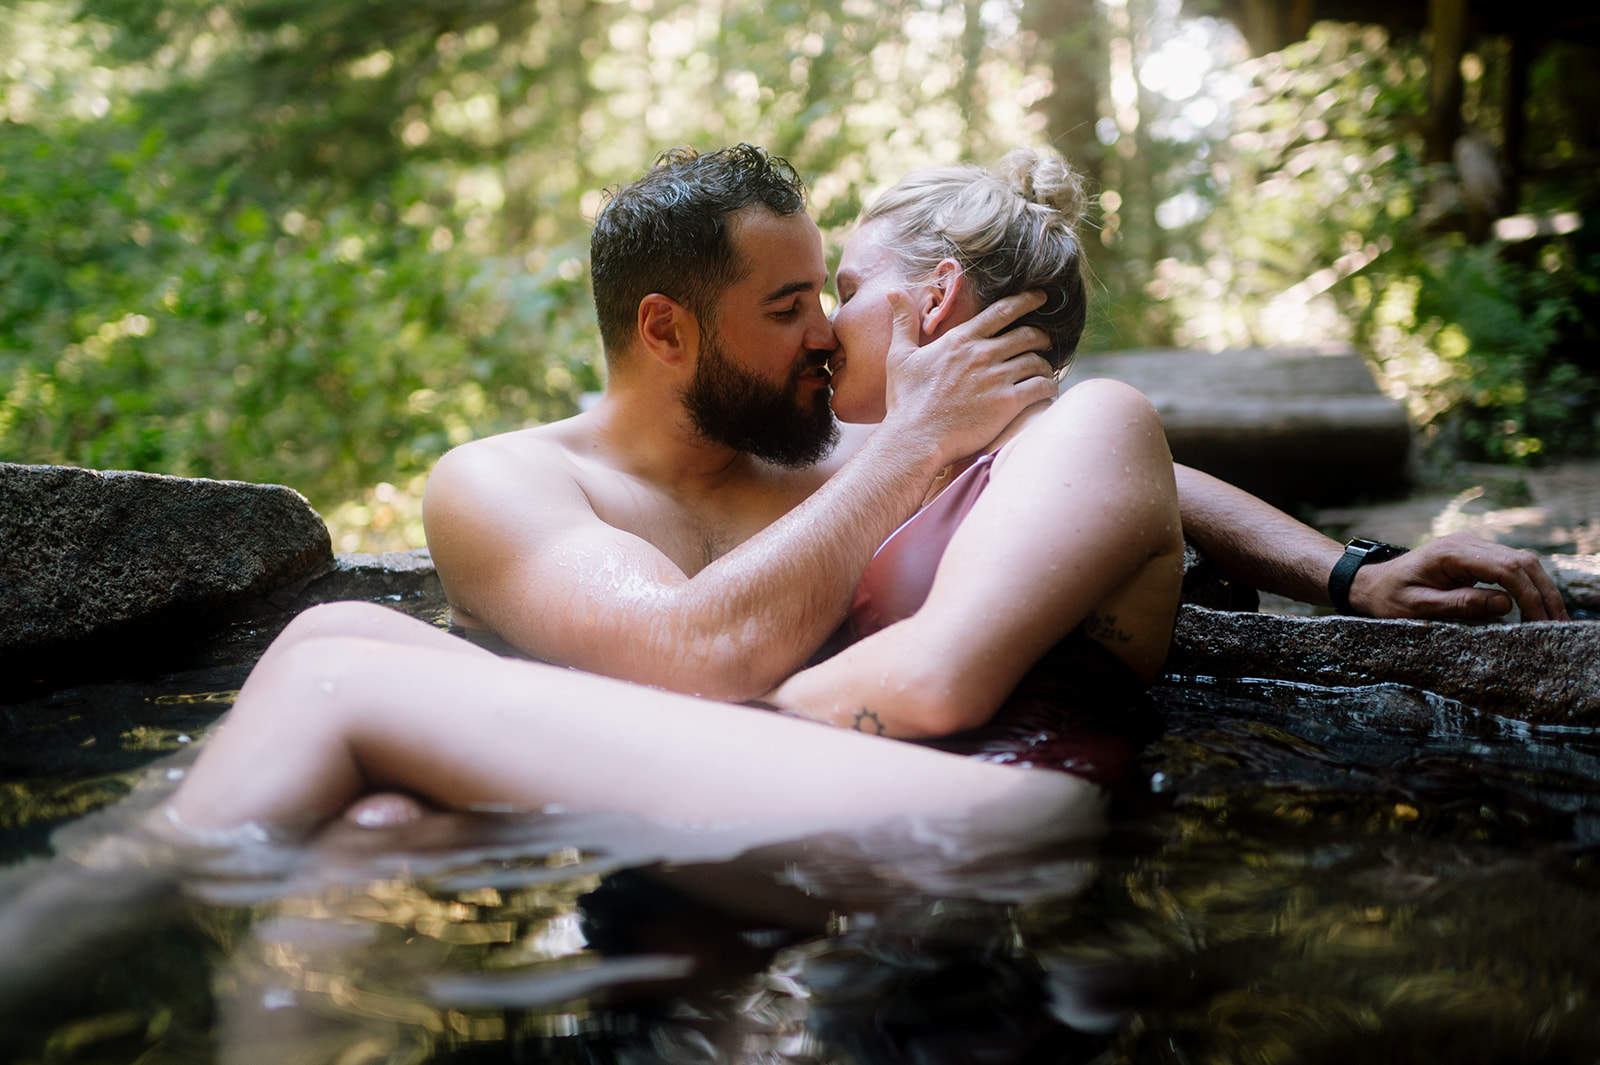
847;452;997;640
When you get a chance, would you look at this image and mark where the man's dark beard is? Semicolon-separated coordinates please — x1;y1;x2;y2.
681;331;839;468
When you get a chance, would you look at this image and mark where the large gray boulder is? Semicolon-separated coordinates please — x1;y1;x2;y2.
1167;605;1600;724
0;463;331;655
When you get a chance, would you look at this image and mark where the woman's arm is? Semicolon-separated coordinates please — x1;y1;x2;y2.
765;380;1186;738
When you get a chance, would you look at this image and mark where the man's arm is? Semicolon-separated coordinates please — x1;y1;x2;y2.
1174;464;1569;621
426;293;1059;700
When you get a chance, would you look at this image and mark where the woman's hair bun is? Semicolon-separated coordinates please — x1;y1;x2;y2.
860;145;1092;371
999;147;1087;229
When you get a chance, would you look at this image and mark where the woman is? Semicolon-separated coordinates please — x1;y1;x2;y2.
157;147;1182;847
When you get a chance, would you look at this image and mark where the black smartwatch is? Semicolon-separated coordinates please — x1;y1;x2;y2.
1327;538;1409;615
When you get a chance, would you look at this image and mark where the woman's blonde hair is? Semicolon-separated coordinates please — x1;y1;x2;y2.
861;147;1089;371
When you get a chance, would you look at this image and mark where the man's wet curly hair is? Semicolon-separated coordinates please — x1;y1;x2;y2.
590;145;808;361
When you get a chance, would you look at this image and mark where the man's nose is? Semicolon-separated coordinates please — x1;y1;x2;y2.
809;307;839;350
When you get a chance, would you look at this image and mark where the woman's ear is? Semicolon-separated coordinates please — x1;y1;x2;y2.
636;293;696;368
916;259;973;340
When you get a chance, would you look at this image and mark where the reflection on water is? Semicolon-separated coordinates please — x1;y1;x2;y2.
4;672;1600;1063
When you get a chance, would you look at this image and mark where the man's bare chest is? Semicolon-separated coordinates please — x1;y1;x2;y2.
578;469;822;576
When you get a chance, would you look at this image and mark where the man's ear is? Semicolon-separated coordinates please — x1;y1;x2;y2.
636;294;697;368
916;259;970;340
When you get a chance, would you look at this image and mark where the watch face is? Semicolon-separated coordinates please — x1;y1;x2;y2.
1347;538;1406;562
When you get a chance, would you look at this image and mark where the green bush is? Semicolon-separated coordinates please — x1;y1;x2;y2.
0;119;596;512
1415;238;1600;462
1165;22;1600;466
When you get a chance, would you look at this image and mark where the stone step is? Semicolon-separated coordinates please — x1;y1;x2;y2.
1065;346;1411;506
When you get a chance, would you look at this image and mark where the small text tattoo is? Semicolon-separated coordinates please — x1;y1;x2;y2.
1085;610;1134;643
851;708;887;735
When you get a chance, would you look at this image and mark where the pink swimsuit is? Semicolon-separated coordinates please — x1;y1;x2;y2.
848;453;997;640
823;450;1150;785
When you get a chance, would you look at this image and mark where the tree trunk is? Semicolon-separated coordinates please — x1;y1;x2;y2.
1022;0;1105;191
1425;0;1468;164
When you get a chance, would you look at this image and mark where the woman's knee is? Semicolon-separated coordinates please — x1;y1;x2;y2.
236;634;379;732
272;600;411;651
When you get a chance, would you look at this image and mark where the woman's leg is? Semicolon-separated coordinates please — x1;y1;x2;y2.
769;379;1184;737
229;602;499;827
165;635;1099;845
253;600;494;672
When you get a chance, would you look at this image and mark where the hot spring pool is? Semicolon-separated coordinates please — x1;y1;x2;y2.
3;608;1599;1063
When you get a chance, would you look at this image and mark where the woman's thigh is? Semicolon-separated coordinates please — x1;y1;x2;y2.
252;600;495;676
174;637;1100;845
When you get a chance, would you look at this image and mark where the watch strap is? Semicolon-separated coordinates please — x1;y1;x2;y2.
1328;538;1408;615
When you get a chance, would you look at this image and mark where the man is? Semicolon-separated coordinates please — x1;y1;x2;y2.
423;145;1567;701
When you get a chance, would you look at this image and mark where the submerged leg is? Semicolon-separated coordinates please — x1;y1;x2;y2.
256;604;500;827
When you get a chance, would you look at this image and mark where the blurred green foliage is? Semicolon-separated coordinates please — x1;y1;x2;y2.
1155;22;1600;466
0;0;609;513
0;0;1058;521
1;0;1596;532
1372;238;1600;464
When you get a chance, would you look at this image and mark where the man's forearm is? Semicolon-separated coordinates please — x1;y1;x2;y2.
667;424;951;698
1175;464;1571;621
1174;463;1343;606
426;424;958;700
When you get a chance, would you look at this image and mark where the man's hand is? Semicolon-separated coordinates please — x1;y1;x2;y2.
881;290;1057;466
1174;465;1572;623
1348;532;1570;621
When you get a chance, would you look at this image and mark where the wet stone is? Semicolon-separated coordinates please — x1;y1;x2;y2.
258;546;442;613
1554;553;1600;613
0;559;450;861
1167;605;1600;725
0;463;332;659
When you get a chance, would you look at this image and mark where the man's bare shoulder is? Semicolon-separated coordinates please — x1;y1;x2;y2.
424;418;606;548
423;416;629;631
429;415;607;498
